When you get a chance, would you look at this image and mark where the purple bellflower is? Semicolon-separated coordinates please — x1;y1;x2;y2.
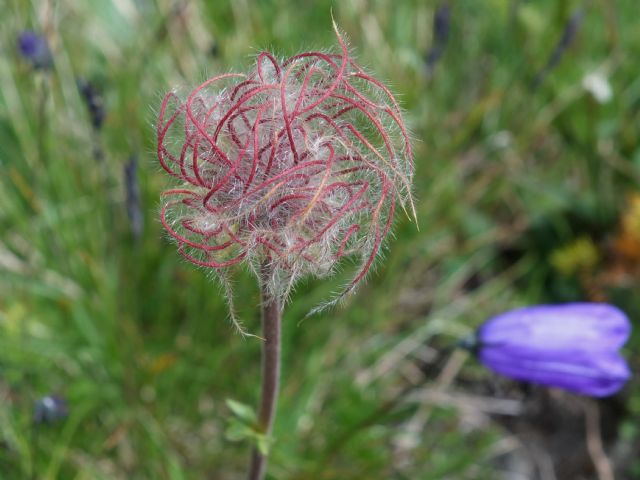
18;30;52;70
474;303;631;397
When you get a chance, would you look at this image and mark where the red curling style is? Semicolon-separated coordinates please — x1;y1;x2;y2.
157;28;414;303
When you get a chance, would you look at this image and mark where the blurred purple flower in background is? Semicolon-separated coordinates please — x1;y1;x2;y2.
33;394;68;424
476;303;631;397
424;3;451;75
17;30;52;70
77;78;106;131
124;154;143;241
531;8;583;89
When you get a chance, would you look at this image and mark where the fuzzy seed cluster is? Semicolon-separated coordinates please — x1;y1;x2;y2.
157;28;414;313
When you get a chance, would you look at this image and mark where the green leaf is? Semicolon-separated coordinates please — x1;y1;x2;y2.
225;398;257;424
224;416;274;457
225;419;255;442
256;434;272;456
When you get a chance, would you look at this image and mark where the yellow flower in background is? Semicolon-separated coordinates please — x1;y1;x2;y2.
550;236;599;277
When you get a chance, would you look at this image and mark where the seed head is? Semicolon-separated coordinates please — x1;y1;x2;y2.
157;26;414;323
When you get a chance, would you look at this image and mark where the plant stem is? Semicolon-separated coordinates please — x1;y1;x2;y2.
248;267;282;480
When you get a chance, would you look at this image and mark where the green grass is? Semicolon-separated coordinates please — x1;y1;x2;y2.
1;0;639;478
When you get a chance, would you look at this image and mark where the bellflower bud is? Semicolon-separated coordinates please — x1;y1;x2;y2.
33;394;68;424
157;24;414;323
77;78;106;130
17;30;53;70
532;9;583;89
124;154;143;240
475;303;631;397
424;3;451;74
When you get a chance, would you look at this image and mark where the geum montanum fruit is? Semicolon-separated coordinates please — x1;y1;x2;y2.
157;25;415;332
156;23;414;480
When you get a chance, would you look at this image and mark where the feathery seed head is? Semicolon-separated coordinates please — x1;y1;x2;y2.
157;27;414;309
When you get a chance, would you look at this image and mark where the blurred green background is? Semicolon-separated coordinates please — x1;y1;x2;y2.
1;0;639;478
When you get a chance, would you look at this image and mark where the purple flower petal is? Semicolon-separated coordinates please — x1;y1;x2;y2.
479;303;630;350
477;303;632;397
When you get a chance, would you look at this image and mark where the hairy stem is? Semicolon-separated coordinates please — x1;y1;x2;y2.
248;267;282;480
